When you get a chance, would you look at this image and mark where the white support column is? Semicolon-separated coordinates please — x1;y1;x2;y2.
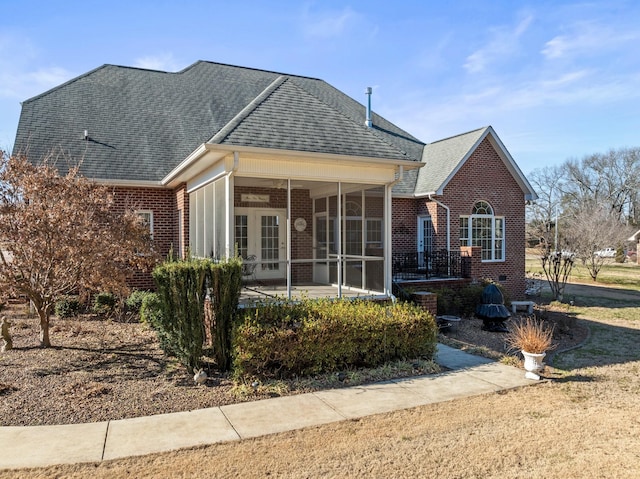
361;190;366;290
384;183;393;296
225;152;239;259
337;181;342;298
286;178;292;300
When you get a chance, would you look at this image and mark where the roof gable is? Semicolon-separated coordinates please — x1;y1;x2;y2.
397;126;536;200
415;127;487;195
218;78;412;161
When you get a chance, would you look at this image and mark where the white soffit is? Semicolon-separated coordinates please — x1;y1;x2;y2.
236;157;396;183
168;143;420;190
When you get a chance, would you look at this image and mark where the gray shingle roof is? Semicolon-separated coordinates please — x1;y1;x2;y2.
394;127;488;195
394;126;537;201
221;78;415;159
13;61;424;183
416;127;488;195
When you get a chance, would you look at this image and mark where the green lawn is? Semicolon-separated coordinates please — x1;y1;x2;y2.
526;255;640;291
526;252;640;326
523;254;640;372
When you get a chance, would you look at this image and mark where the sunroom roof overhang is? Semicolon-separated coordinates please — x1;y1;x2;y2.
162;143;423;189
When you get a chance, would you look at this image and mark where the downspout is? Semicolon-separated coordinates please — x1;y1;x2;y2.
427;194;450;252
224;152;239;258
385;166;404;300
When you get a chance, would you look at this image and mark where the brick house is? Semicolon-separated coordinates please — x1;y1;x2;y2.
12;61;536;300
392;126;536;298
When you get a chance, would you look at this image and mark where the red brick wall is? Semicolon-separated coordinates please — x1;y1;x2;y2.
110;186;176;290
391;137;528;299
106;184;191;290
436;137;527;299
461;246;483;279
411;291;438;317
392;198;418;252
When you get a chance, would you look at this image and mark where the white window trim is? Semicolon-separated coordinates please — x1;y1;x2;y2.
460;214;505;262
136;210;154;240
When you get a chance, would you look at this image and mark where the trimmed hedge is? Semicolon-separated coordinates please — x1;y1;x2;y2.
206;258;243;371
232;299;437;379
149;257;243;373
152;258;208;374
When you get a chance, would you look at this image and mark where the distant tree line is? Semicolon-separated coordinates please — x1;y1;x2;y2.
527;146;639;285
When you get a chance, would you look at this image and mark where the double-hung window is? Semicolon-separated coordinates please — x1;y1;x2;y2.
136;210;154;240
365;218;383;249
460;201;504;261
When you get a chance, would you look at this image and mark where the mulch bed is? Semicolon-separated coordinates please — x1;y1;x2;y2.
0;300;588;427
438;304;590;366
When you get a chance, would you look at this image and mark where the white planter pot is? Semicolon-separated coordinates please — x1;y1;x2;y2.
522;350;546;380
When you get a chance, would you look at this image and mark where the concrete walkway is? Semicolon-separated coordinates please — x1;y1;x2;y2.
0;344;535;470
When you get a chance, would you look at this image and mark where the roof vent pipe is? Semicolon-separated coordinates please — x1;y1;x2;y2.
365;87;372;128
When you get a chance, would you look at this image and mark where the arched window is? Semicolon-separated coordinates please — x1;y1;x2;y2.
472;201;493;215
460;201;504;261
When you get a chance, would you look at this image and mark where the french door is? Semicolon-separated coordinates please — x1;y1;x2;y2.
235;208;286;280
418;216;433;269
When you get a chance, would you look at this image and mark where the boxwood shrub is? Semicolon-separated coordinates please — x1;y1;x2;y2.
232;298;437;380
125;289;155;314
92;292;117;315
433;279;510;316
139;291;176;356
55;295;81;318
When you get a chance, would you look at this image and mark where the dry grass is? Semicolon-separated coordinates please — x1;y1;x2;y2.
4;362;640;478
505;316;556;354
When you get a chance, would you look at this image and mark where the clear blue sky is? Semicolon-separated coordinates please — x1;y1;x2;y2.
2;0;639;176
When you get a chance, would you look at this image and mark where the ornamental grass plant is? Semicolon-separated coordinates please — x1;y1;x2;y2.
506;316;556;354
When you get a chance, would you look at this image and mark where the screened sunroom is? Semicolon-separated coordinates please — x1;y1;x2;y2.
166;146;419;302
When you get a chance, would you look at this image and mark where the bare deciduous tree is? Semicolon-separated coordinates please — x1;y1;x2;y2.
564;205;630;281
527;146;640;296
0;152;158;347
539;248;574;302
526;165;566;249
562;147;640;224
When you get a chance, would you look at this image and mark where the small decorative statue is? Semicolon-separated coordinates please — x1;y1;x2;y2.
0;316;12;351
193;368;207;385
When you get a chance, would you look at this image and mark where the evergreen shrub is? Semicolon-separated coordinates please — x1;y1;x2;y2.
92;292;116;315
139;292;175;354
149;256;243;373
55;295;81;318
125;289;154;314
206;258;243;371
432;279;509;316
151;258;208;373
232;298;437;380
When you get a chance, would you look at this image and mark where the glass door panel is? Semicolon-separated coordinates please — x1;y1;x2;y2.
261;214;280;271
235;208;286;281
